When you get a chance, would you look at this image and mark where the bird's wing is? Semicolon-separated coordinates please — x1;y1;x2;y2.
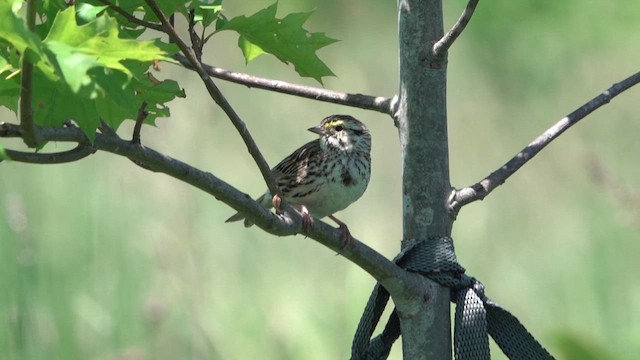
272;140;323;195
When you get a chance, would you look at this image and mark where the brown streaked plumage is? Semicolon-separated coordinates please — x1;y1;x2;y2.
226;115;371;245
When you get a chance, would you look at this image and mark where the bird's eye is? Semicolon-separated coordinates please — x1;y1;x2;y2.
335;125;344;131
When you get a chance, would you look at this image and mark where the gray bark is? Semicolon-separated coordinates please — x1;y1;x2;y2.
396;0;453;358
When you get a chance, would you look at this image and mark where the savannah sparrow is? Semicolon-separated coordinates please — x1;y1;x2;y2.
226;114;372;244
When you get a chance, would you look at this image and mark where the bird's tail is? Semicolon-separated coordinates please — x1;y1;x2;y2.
224;212;246;224
224;192;271;227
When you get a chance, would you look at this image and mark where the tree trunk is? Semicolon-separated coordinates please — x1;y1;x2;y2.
396;0;452;358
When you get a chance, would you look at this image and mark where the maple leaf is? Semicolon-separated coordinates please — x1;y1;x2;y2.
219;2;338;84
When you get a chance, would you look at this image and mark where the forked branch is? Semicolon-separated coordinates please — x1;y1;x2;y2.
449;71;640;214
144;0;282;204
432;0;480;65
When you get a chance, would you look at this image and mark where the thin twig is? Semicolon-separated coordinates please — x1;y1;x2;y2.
2;144;95;164
449;71;640;214
19;0;38;147
99;119;118;137
0;121;409;292
187;10;204;61
173;54;397;115
432;0;480;64
98;0;165;32
144;0;282;203
131;101;148;144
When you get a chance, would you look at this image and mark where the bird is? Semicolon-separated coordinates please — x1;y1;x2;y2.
225;114;372;246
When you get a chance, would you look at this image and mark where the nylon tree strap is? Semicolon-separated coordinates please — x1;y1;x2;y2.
350;237;555;360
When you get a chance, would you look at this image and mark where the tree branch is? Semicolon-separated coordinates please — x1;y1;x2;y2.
173;54;397;116
1;144;95;164
449;71;640;214
0;121;411;294
19;0;38;147
431;0;479;65
97;0;165;32
131;101;148;144
144;0;283;206
398;0;452;358
187;11;204;61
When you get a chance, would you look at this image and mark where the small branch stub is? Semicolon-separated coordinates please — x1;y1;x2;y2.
429;0;480;68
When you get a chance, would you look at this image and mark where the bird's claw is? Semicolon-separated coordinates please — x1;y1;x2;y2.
337;223;353;250
329;215;353;250
297;209;353;251
272;193;283;214
300;205;314;236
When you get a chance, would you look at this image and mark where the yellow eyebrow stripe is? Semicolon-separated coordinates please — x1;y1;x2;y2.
325;120;344;128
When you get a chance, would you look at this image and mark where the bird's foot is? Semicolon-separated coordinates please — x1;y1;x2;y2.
272;193;282;214
329;215;353;250
300;205;315;236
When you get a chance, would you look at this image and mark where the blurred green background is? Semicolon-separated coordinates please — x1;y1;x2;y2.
2;1;640;359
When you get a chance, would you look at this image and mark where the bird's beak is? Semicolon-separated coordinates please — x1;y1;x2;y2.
308;125;326;135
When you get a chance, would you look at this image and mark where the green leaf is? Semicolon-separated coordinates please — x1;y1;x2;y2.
0;2;54;75
0;2;182;142
29;60;184;141
219;2;338;83
91;68;138;128
31;68;102;141
75;3;109;24
0;77;21;114
9;0;24;13
127;67;185;126
188;0;223;28
238;36;265;62
43;6;174;79
135;75;185;106
0;52;20;113
6;5;180;140
45;41;100;92
99;0;145;15
93;62;185;129
215;13;228;31
34;0;67;40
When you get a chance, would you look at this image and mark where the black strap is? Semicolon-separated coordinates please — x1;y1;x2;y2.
350;237;555;360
